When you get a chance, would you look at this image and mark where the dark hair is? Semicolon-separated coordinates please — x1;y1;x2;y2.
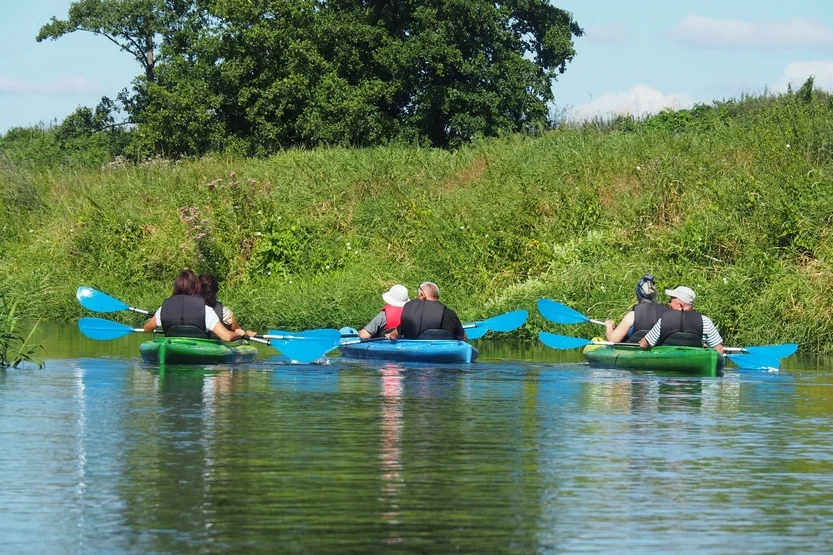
173;269;200;296
199;273;220;307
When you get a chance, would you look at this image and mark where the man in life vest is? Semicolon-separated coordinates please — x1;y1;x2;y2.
358;284;410;339
638;286;724;354
387;282;466;341
605;274;668;343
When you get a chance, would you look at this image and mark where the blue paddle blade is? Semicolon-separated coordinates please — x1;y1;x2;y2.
744;344;798;359
727;353;781;370
78;317;137;340
538;331;593;350
537;299;590;325
266;329;342;363
77;286;130;313
478;309;528;332
466;327;489;340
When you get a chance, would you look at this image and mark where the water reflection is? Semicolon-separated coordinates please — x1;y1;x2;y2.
2;325;833;553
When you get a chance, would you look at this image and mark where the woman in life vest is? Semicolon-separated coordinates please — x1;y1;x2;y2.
605;274;668;343
143;269;247;342
358;284;410;339
199;273;248;339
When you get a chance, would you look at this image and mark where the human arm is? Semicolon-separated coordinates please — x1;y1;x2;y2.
360;311;387;339
702;316;724;354
143;307;162;332
211;322;246;342
638;319;662;348
606;312;634;343
386;328;400;340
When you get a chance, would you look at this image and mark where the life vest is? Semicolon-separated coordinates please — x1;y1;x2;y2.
206;301;228;340
160;295;208;338
627;302;668;343
657;308;704;347
398;299;451;340
381;304;404;334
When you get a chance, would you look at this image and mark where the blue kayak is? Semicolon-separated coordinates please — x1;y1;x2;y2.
339;338;479;363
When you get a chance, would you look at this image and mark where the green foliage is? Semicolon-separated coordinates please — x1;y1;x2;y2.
2;89;833;353
0;292;44;368
40;0;583;156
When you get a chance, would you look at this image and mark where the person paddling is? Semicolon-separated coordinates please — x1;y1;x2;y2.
358;284;410;339
199;273;252;339
638;286;724;354
605;274;668;343
386;282;466;341
143;269;247;342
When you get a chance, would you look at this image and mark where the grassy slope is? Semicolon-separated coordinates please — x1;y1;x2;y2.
1;92;832;352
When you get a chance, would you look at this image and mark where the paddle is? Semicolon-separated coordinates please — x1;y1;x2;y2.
537;299;605;326
76;286;150;315
78;317;147;340
339;310;528;341
463;309;528;339
538;332;624;350
261;328;343;363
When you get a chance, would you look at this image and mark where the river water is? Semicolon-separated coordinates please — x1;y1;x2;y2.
1;324;832;553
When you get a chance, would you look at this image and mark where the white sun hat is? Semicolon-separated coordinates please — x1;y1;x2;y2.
382;284;410;307
665;286;696;305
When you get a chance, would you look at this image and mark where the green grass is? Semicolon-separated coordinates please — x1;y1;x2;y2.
2;88;832;352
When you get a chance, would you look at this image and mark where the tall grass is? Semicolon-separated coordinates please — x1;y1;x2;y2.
1;89;832;352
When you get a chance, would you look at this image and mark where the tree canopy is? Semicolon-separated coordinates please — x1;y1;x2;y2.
38;0;583;156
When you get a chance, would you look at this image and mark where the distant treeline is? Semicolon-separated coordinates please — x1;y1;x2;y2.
2;82;832;352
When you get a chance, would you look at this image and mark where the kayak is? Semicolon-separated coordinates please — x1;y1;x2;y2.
139;337;259;365
583;343;724;376
339;338;479;363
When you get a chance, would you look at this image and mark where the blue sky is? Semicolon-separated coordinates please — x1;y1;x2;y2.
2;1;832;132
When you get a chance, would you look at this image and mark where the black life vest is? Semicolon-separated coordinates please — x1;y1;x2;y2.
398;299;452;340
160;295;208;338
658;308;704;347
627;302;668;343
206;301;227;340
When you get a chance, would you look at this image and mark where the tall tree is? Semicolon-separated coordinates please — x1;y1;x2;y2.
36;0;189;82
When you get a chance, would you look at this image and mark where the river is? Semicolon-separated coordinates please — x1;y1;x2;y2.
1;323;832;553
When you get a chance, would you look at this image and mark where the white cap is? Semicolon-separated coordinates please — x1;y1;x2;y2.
382;284;410;307
665;286;696;305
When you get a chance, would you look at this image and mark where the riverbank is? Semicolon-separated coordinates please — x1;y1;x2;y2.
2;90;832;351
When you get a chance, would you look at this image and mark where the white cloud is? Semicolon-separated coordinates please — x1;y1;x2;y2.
774;61;833;92
0;76;101;95
567;85;695;122
672;16;833;50
585;24;628;44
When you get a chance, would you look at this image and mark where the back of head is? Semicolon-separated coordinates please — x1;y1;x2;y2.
636;274;657;303
199;273;220;307
419;282;440;301
173;269;200;296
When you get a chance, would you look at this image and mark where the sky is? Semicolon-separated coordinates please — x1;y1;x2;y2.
1;1;833;133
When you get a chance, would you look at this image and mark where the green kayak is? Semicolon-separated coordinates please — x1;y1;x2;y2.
583;343;725;376
139;337;259;365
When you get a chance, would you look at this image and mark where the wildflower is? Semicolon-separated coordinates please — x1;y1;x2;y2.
255;232;262;236
460;226;465;230
636;165;641;171
267;271;271;276
723;277;729;284
354;250;358;255
786;144;791;149
325;265;330;270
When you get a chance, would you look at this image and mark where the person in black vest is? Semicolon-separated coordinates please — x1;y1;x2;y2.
639;286;724;354
386;282;466;340
605;274;668;343
143;269;247;342
199;273;250;339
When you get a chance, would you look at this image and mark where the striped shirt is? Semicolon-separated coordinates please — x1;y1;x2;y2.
643;314;722;348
